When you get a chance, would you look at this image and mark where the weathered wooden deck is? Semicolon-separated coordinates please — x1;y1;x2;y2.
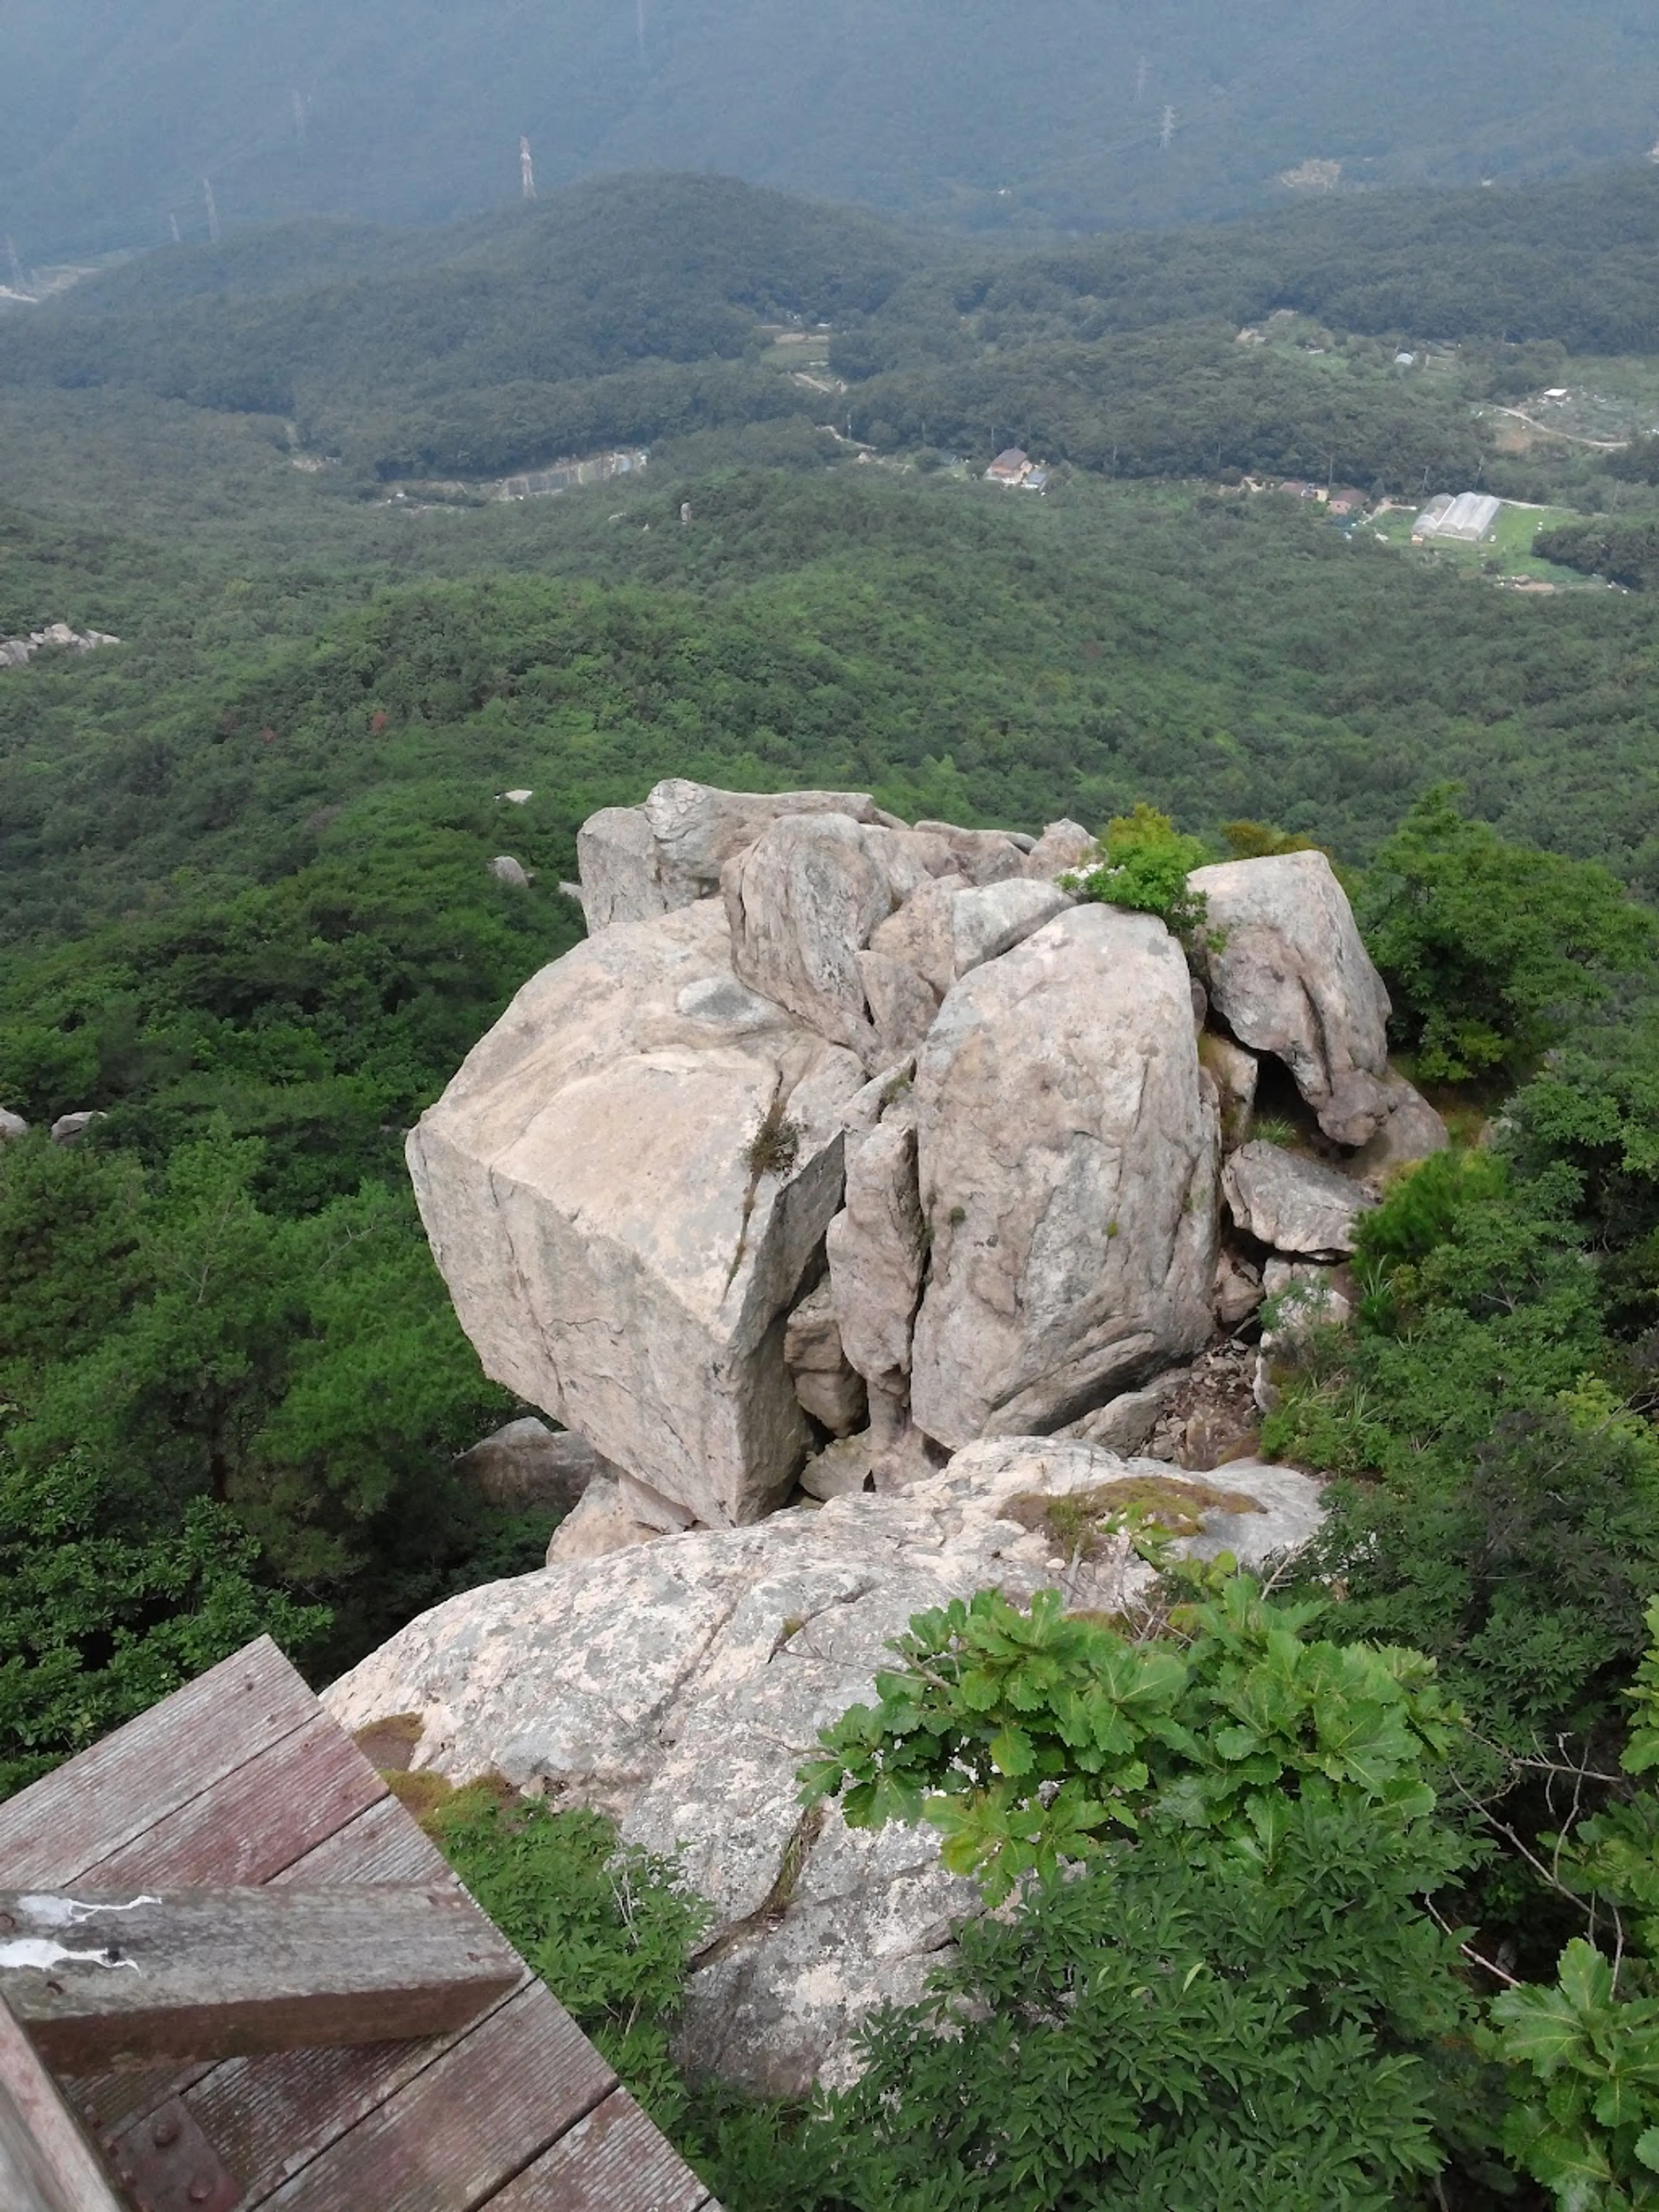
0;1636;717;2211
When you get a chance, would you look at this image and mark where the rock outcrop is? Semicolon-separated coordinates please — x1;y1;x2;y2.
0;1109;27;1143
1222;1139;1373;1256
1190;850;1393;1145
909;907;1219;1445
453;1418;615;1514
576;781;896;932
0;621;120;670
406;900;864;1526
325;1436;1326;2095
406;782;1438;1534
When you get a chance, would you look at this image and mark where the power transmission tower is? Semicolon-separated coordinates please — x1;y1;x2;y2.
4;237;24;295
520;136;537;201
203;176;220;243
168;213;182;245
1160;104;1176;150
1135;55;1149;104
292;89;308;143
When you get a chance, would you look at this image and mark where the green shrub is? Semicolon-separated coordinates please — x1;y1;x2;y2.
424;1788;713;2128
1357;786;1656;1084
1066;804;1212;945
765;1569;1479;2209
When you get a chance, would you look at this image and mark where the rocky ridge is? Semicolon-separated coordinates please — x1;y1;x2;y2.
409;781;1445;1531
342;782;1449;2088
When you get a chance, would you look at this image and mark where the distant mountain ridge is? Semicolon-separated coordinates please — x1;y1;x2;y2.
6;0;1659;258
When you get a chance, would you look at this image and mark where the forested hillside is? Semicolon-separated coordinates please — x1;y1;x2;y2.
7;0;1659;255
7;168;1659;496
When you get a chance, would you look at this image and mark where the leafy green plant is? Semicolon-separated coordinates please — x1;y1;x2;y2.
750;1798;1472;2212
801;1569;1464;1904
1484;1602;1659;2208
423;1785;713;2128
769;1569;1480;2210
1065;803;1212;946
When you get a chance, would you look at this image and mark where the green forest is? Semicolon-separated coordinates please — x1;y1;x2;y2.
11;157;1659;2206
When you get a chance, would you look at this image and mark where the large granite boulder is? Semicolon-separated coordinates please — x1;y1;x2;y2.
324;1436;1325;2095
1189;850;1393;1146
453;1418;616;1514
909;907;1219;1448
722;813;953;1066
1222;1139;1375;1256
577;780;894;932
406;901;864;1526
825;1100;926;1442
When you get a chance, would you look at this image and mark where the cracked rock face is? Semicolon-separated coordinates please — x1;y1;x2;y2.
577;780;894;933
324;1436;1325;2094
406;900;864;1526
910;907;1220;1447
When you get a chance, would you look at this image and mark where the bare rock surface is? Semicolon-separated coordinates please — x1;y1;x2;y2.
784;1282;867;1436
1190;850;1392;1145
1223;1139;1374;1256
825;1105;925;1434
910;907;1219;1447
49;1111;106;1146
1023;818;1096;878
545;1476;662;1562
1223;1139;1375;1256
1057;1374;1181;1454
912;820;1030;886
578;780;892;933
406;900;864;1527
326;1437;1325;2094
948;878;1073;977
723;814;949;1066
1346;1067;1450;1180
576;806;668;930
0;1109;27;1142
1199;1032;1259;1151
454;1418;616;1514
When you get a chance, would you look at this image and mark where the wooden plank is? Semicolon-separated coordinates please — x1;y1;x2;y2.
82;1710;385;1890
255;1981;614;2212
0;1641;318;1886
0;1994;124;2212
274;1794;455;1890
67;1798;463;2139
2;1889;522;2072
491;2088;712;2212
173;1984;524;2209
